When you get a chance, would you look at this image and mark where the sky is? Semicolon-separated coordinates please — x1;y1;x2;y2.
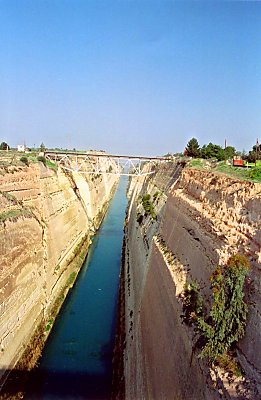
0;0;261;156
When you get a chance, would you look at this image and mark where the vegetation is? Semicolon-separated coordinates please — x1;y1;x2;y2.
185;137;260;164
45;318;54;332
181;281;203;326
200;142;224;161
248;143;261;163
248;166;261;181
0;209;32;222
153;191;160;201
186;138;200;157
182;254;250;366
0;142;9;150
37;155;46;166
40;142;46;152
136;192;159;223
141;194;156;219
186;159;261;183
66;271;77;286
20;156;29;166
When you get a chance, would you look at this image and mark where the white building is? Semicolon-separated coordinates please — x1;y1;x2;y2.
17;144;26;152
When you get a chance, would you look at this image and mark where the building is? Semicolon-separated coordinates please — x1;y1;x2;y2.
17;145;26;152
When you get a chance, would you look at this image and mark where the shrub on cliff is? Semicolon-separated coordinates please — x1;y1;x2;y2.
181;254;250;364
141;194;156;219
37;155;47;166
20;156;29;166
197;254;250;362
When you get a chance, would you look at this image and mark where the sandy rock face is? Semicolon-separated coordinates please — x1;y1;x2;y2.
0;162;119;385
121;165;260;400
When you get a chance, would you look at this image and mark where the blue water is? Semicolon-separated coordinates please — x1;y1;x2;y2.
27;177;128;400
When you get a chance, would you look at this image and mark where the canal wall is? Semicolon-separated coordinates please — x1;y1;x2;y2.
118;164;261;399
0;161;119;388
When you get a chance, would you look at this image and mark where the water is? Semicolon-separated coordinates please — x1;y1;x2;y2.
27;177;128;400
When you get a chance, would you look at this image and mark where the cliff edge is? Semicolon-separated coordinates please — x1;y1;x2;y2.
0;160;119;396
116;163;260;400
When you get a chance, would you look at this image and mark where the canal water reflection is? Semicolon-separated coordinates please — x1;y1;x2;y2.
27;177;128;400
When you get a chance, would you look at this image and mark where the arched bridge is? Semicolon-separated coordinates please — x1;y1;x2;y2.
44;151;174;176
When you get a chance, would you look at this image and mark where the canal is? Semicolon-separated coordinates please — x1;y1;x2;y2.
26;177;128;400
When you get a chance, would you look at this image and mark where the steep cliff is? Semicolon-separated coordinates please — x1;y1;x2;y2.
119;164;261;400
0;161;119;391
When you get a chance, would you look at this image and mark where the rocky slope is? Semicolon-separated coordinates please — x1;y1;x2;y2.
0;161;119;393
116;164;261;400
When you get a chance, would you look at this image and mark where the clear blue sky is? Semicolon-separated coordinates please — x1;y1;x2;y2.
0;0;260;155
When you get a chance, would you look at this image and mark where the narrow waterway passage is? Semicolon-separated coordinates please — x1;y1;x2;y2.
27;177;128;400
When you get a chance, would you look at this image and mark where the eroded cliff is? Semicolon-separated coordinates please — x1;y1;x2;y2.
118;164;261;400
0;161;119;392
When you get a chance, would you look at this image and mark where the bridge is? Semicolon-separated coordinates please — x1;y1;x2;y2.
44;151;174;176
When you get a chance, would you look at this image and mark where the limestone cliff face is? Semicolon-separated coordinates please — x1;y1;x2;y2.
121;165;260;400
0;162;119;385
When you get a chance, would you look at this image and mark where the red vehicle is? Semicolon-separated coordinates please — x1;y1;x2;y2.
233;158;244;167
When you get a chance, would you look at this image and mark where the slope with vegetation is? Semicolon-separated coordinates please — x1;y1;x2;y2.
115;160;260;400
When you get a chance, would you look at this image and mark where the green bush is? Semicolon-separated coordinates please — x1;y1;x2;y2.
181;281;203;326
20;156;29;166
197;254;250;362
37;155;47;166
248;166;261;181
0;209;32;222
141;194;156;219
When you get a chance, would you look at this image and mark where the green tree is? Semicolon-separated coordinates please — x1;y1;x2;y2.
197;254;250;362
186;138;200;157
248;142;261;163
40;142;46;152
224;146;236;159
201;142;224;161
241;149;248;160
0;142;9;150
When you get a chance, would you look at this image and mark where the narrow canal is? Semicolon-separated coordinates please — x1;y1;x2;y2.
27;177;128;400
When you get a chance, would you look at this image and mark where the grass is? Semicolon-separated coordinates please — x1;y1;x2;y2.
0;150;58;170
187;159;204;169
186;159;261;183
66;271;77;286
214;162;261;183
45;159;58;170
0;209;32;222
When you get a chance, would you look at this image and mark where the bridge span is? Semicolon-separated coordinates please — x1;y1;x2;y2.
44;151;174;176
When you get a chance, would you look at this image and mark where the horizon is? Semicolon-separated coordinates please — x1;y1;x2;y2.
1;1;260;155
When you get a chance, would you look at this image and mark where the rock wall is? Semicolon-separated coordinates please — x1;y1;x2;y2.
119;164;261;400
0;161;119;388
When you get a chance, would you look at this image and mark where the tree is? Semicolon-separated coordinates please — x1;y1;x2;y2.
197;255;249;362
0;141;9;150
247;142;261;163
186;138;200;157
224;146;236;160
201;142;224;161
40;142;46;152
241;149;248;160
